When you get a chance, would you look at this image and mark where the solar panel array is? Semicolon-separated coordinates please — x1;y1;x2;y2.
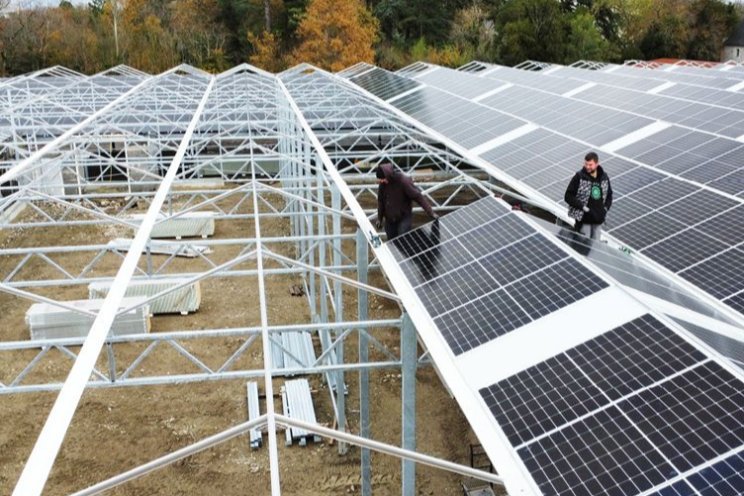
349;67;421;101
390;86;526;149
388;196;607;355
535;219;739;327
384;197;744;496
363;64;744;320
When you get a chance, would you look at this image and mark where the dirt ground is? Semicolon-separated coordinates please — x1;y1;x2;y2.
0;186;493;495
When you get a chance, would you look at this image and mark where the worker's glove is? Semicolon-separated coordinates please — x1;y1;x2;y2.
375;219;383;230
432;213;440;221
582;206;590;213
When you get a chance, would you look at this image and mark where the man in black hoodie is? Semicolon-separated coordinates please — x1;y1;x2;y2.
564;152;613;240
375;163;438;240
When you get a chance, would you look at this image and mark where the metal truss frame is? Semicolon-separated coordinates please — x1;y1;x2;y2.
0;61;507;496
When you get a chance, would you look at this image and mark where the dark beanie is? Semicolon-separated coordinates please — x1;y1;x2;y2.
375;167;385;179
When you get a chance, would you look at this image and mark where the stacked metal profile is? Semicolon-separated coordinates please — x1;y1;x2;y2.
128;211;216;238
26;297;151;340
88;277;201;315
281;379;320;446
270;331;316;371
107;238;211;258
246;382;262;449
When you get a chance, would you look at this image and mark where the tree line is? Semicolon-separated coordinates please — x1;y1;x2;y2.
0;0;741;76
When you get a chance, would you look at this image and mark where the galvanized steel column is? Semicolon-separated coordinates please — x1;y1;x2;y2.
401;312;417;496
356;229;372;496
333;186;347;455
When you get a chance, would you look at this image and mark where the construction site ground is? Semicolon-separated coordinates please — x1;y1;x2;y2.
0;187;498;495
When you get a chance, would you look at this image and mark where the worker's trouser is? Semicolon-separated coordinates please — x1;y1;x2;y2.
577;222;602;240
385;212;412;240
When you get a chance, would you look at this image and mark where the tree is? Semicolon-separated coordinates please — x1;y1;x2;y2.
291;0;378;71
687;0;738;60
638;1;690;60
248;30;285;71
565;8;614;62
171;0;227;68
121;0;177;72
496;0;568;64
375;0;464;44
451;3;497;61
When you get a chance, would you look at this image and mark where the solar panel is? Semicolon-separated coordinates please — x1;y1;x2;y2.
687;451;744;495
350;67;420;101
415;68;502;100
389;86;525;149
724;292;744;315
708;169;744;197
520;406;675;496
609;212;687;249
642;229;728;272
566;315;706;401
481;354;607;446
380;62;744;315
477;311;743;496
679;248;744;300
542;223;732;322
481;315;706;444
479;85;653;145
620;362;744;472
389;196;608;356
645;480;697;496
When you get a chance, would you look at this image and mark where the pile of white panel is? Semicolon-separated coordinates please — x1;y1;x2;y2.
281;378;321;446
107;238;211;258
26;297;151;340
270;331;316;371
88;278;201;315
128;211;216;239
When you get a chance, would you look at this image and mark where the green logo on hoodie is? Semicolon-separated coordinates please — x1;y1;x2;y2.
591;184;602;200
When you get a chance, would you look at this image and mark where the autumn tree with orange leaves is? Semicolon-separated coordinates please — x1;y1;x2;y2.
291;0;378;72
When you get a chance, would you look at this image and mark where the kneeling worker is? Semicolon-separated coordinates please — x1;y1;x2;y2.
375;163;439;240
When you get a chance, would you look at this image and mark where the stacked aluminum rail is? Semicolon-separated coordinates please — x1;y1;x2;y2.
281;379;321;446
271;330;316;370
88;278;201;315
26;297;151;340
246;382;263;449
128;212;216;239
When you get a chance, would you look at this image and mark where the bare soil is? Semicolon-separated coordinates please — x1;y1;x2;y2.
0;188;490;495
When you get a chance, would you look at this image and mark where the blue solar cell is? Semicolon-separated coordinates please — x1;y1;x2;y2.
687;451;744;496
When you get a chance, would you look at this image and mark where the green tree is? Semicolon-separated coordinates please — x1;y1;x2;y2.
565;8;614;62
375;0;468;44
496;0;568;64
639;11;688;59
687;0;738;60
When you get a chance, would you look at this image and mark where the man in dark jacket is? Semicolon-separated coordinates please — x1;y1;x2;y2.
564;152;613;240
375;163;438;240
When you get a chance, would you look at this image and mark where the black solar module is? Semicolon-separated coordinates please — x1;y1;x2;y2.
620;362;744;472
565;315;706;400
390;197;608;355
351;67;420;101
687;451;744;495
519;406;676;496
480;315;706;444
475;311;744;495
645;480;696;496
481;355;607;446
